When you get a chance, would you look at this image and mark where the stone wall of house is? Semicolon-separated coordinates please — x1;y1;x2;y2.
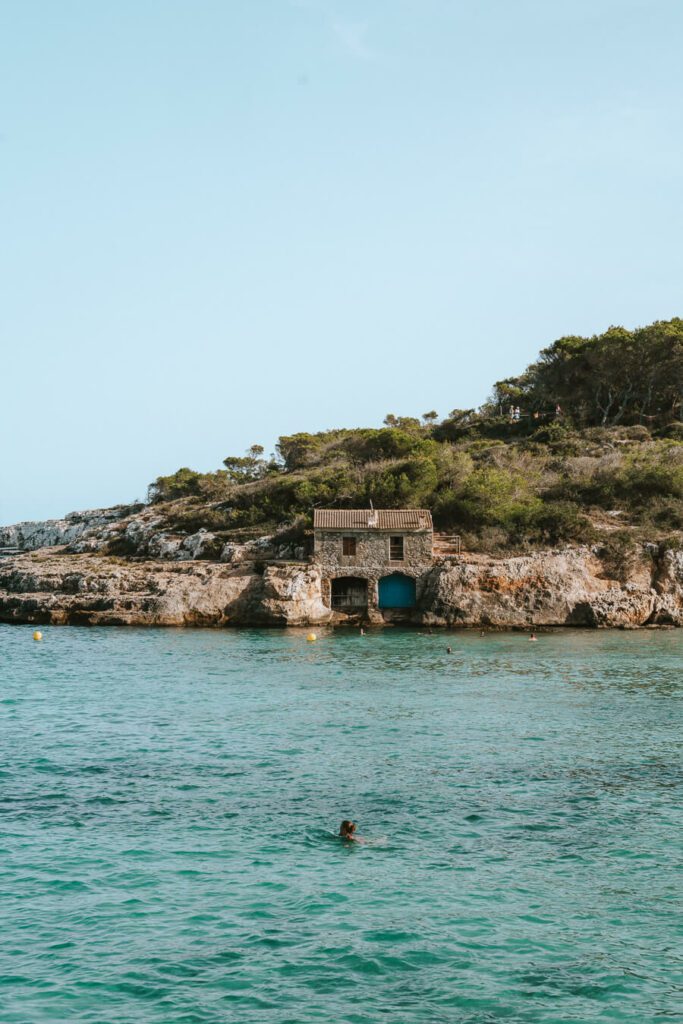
313;529;433;575
313;529;433;611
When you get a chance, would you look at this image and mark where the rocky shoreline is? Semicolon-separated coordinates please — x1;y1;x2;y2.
1;505;681;629
1;539;681;631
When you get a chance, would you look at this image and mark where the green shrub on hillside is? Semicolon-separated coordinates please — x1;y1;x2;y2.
147;317;682;551
598;530;643;583
149;468;208;502
363;456;439;508
488;318;683;428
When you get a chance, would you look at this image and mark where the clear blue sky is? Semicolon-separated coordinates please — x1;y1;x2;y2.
1;0;682;525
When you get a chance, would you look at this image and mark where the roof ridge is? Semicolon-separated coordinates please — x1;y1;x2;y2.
313;508;433;530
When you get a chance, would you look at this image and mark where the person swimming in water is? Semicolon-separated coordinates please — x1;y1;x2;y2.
339;820;363;842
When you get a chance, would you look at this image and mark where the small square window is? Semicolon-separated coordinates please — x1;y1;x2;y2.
342;536;357;556
390;536;404;560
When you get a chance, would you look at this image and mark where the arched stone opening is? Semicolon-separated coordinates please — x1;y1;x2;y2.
331;576;368;611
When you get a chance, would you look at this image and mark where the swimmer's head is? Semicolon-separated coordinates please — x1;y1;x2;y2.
339;820;356;836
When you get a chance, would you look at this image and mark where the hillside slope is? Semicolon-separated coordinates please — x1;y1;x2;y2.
1;319;681;629
143;318;682;554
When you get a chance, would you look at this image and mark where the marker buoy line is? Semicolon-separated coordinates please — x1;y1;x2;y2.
33;631;43;641
306;633;317;643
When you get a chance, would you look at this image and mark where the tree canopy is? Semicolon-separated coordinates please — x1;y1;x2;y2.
147;318;683;551
489;319;683;426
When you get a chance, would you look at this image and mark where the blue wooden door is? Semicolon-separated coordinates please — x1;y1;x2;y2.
378;573;416;609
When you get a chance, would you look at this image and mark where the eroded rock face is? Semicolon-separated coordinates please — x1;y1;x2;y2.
418;547;682;628
0;553;332;627
648;548;683;625
1;505;681;629
0;505;290;564
0;506;138;551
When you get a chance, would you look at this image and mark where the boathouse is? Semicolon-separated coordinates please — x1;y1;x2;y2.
313;508;433;617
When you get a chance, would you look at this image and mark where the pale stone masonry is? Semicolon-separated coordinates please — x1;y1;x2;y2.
312;508;433;616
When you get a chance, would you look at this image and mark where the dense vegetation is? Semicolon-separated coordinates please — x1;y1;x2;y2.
488;318;682;427
149;319;683;552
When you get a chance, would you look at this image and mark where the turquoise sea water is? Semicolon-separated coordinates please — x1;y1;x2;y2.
1;625;681;1024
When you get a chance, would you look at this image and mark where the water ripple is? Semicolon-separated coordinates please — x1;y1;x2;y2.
0;624;681;1023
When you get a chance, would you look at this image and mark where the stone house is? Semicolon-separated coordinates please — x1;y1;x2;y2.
312;508;433;616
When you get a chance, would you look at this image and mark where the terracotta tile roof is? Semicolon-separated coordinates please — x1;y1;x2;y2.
313;509;433;531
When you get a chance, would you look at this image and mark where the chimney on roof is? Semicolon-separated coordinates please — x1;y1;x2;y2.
368;502;378;528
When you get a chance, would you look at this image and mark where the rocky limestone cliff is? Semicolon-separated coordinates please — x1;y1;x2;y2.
0;506;138;551
1;502;681;628
0;552;330;627
0;544;680;629
421;547;683;628
0;505;303;564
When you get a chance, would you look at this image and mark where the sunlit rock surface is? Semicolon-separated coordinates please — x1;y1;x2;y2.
0;554;331;627
422;548;682;628
1;506;681;628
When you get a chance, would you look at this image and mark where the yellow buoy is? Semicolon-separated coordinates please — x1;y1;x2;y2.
306;632;317;643
33;630;43;641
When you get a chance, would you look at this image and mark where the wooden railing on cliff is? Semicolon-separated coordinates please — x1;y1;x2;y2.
432;533;462;559
0;547;22;558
